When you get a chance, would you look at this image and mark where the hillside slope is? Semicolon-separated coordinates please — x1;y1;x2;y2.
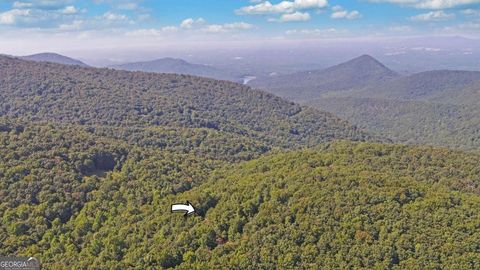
340;70;480;101
423;79;480;106
21;141;480;269
0;118;273;259
308;97;480;150
0;56;370;148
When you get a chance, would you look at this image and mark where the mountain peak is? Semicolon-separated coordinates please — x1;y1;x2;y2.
337;54;392;72
356;54;377;61
249;54;399;102
20;52;88;67
356;54;381;64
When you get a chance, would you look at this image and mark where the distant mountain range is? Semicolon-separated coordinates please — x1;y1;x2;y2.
20;53;88;67
110;58;242;83
251;55;480;150
249;55;399;102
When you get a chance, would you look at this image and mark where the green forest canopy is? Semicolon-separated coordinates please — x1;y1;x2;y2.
0;57;479;269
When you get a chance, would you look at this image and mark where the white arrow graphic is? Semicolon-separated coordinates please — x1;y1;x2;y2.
171;201;196;216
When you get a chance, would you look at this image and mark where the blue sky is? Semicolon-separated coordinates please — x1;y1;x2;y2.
1;0;480;53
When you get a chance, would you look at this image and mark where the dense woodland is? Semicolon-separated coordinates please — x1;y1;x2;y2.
1;56;480;269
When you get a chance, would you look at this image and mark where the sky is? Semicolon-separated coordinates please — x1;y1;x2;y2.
1;0;480;55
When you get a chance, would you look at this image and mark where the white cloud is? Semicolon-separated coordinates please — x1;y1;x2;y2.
0;1;117;30
58;19;83;30
201;22;254;33
331;5;343;12
368;0;480;9
237;1;296;14
178;18;252;32
294;0;328;9
409;11;454;21
93;0;144;11
58;12;132;31
224;22;254;30
236;0;328;15
12;2;33;9
0;7;75;27
0;9;31;25
102;12;129;22
462;9;480;17
269;11;311;22
285;27;347;37
61;6;80;15
12;0;73;10
125;21;253;37
180;18;205;29
330;6;361;19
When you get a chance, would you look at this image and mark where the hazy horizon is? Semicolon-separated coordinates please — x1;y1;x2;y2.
5;34;479;76
2;0;479;73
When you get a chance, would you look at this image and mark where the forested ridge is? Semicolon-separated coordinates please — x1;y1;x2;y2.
1;56;479;269
0;56;369;148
